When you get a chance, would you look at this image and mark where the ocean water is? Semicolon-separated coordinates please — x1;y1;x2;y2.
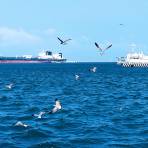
0;63;147;148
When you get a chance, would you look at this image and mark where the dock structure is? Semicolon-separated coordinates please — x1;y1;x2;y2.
117;52;148;67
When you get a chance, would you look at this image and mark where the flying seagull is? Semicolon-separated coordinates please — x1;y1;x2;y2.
89;67;97;73
95;42;112;55
5;83;13;89
49;99;62;114
33;111;46;119
75;74;80;80
15;121;29;127
57;37;72;45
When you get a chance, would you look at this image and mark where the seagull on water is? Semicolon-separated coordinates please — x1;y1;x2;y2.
33;111;46;119
15;121;28;127
5;83;13;89
89;67;97;72
49;99;62;114
75;74;80;80
57;37;72;45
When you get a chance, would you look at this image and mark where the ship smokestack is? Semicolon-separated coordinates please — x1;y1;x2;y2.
59;53;62;58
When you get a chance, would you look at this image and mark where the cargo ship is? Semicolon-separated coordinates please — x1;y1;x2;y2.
0;50;66;63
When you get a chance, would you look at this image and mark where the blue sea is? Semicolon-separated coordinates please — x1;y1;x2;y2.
0;63;147;148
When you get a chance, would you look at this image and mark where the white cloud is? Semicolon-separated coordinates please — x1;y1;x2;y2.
81;35;90;42
45;28;56;36
0;27;41;45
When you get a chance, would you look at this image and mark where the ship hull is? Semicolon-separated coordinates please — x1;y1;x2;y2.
0;60;50;64
0;59;66;64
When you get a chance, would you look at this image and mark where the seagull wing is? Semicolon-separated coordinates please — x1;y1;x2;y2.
95;42;102;50
95;42;99;48
57;37;64;43
51;106;58;113
105;44;112;50
33;114;39;117
15;121;23;126
64;38;72;43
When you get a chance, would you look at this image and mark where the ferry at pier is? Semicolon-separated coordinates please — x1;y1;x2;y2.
117;52;148;67
0;50;66;63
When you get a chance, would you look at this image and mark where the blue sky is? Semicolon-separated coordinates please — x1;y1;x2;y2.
0;0;148;62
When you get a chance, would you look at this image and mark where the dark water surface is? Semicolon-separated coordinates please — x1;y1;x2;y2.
0;63;147;148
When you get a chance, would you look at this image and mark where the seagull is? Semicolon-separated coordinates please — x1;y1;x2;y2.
15;121;28;127
95;42;112;55
57;37;72;45
75;74;80;80
5;83;13;89
33;111;46;119
89;67;97;72
49;99;62;114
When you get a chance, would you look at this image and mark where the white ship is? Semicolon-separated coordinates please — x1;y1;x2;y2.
0;50;66;63
117;52;148;67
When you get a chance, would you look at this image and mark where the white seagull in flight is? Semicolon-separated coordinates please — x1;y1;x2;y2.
15;121;29;127
33;111;46;119
95;42;112;55
57;37;72;45
5;83;13;89
89;67;97;72
75;74;80;80
49;99;62;114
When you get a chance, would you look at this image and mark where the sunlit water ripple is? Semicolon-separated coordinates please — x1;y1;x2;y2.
0;63;147;148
